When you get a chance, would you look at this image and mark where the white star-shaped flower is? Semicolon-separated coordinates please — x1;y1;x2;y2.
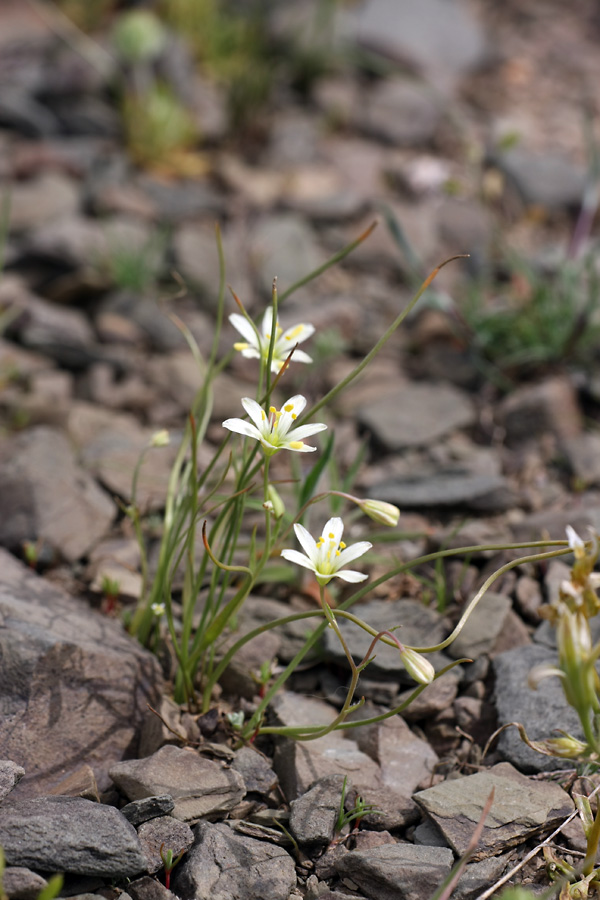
222;395;326;455
229;309;314;373
281;517;372;586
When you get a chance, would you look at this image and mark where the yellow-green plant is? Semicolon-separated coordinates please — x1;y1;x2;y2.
126;222;575;748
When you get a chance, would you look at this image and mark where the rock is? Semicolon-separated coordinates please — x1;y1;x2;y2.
8;173;79;231
511;501;600;544
47;765;99;802
173;222;250;304
451;853;513;900
334;842;454;900
66;403;177;510
370;468;513;511
173;821;296;900
413;819;448;847
352;830;396;852
493;643;585;773
121;796;175;827
0;427;114;561
270;692;383;801
351;712;438;795
499;376;583;445
358;382;475;451
289;774;345;849
0;761;25;801
0;797;146;877
248;213;323;298
342;0;488;88
231;746;278;796
493;149;586;210
109;745;246;822
414;762;573;859
358;78;441;146
515;575;544;623
563;433;600;487
137;816;194;874
447;591;513;659
397;672;459;723
0;549;163;795
2;868;48;900
324;598;447;677
127;876;178;900
136;175;224;223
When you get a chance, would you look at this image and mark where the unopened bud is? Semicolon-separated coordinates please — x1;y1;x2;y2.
400;647;435;685
359;499;400;528
267;485;285;519
537;734;588;759
150;429;170;448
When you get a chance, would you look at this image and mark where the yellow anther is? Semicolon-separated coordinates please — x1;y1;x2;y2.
328;532;335;539
269;406;277;413
289;441;304;450
286;325;304;340
284;404;294;412
292;414;297;420
336;550;340;556
340;541;346;549
261;411;266;421
234;342;249;350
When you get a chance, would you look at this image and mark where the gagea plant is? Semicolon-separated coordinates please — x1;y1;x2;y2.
128;223;575;747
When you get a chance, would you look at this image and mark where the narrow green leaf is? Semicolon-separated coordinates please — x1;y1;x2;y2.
299;431;335;510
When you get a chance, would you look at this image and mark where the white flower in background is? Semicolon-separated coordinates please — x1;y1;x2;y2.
229;308;315;373
281;517;372;586
223;395;326;455
151;602;166;616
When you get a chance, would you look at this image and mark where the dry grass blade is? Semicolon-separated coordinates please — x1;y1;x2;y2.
431;789;495;900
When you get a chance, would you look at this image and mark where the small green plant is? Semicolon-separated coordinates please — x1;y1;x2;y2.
159;843;186;890
100;575;121;615
123;222;574;753
103;228;168;293
330;776;381;847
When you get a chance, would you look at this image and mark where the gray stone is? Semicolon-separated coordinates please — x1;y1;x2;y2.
67;402;177;511
109;745;246;822
121;796;175;827
0;761;25;801
493;643;585;773
324;598;446;676
414;762;573;859
0;550;162;796
451;853;513;900
1;868;48;900
563;433;600;487
494;149;586;210
173;222;250;303
334;842;454;900
447;591;513;660
47;764;99;802
397;672;459;723
127;876;178;900
270;692;383;801
511;502;600;544
173;821;296;900
289;774;345;848
358;79;441;146
0;797;146;877
249;213;323;298
351;712;438;796
370;469;512;511
9;173;80;231
0;426;114;561
499;376;583;445
137;816;194;874
413;819;448;847
358;382;475;451
342;0;488;87
231;746;278;795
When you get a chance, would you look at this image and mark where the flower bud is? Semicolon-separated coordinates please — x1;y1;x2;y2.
400;647;435;685
267;485;285;519
359;499;400;528
150;429;170;448
537;734;588;759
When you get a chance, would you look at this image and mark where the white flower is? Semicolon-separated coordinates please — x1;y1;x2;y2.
281;517;372;586
566;525;586;559
223;395;326;455
151;602;166;616
229;308;314;373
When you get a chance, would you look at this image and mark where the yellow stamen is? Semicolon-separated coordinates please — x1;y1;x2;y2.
328;533;335;539
289;441;304;449
269;406;277;413
292;413;297;420
336;550;340;556
284;404;294;412
285;325;304;341
261;411;266;421
234;342;249;350
340;541;346;549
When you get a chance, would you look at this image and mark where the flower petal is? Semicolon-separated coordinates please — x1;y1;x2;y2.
262;308;276;337
280;323;315;345
222;418;261;440
286;442;318;452
336;541;373;568
281;549;316;572
286;422;328;442
287;349;313;365
229;314;259;347
334;569;369;583
282;395;307;417
293;523;318;562
322;517;344;546
241;348;261;360
241;397;266;431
